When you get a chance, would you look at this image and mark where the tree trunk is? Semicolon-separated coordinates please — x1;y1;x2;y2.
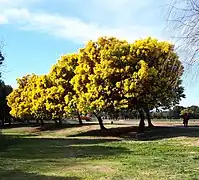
144;106;154;128
93;112;106;130
54;120;58;124
58;119;62;125
40;119;44;126
1;119;4;127
36;119;39;124
8;117;11;125
77;111;83;125
138;109;145;133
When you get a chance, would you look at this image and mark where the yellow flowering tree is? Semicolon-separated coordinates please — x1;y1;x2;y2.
47;53;83;124
7;74;33;122
72;37;184;131
7;37;184;131
30;75;52;125
7;54;82;126
129;37;184;131
71;37;132;129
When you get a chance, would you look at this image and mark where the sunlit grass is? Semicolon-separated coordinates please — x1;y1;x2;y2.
1;122;199;180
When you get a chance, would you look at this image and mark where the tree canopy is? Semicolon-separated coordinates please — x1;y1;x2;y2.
0;48;4;78
0;47;13;126
71;37;184;130
0;51;4;66
7;36;185;130
0;80;12;122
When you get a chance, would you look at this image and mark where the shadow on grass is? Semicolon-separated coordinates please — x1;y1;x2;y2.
135;126;199;141
1;121;135;131
2;123;199;142
1;123;98;132
1;123;40;129
69;126;138;137
0;135;127;160
69;125;199;141
36;123;99;132
0;169;81;180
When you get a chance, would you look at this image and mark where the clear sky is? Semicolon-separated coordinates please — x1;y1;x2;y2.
0;0;198;107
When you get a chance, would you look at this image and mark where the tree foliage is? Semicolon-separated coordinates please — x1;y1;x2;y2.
47;53;80;123
0;51;4;66
71;37;184;130
0;80;12;125
152;104;199;119
7;36;185;130
0;47;13;126
7;54;80;125
0;47;4;79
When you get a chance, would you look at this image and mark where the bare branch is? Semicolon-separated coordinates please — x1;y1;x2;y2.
166;0;199;83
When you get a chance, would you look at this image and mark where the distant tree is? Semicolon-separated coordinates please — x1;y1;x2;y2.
161;105;199;119
172;106;185;119
180;108;192;115
186;105;199;118
0;51;4;66
0;45;4;78
0;80;12;126
189;105;199;112
0;46;13;127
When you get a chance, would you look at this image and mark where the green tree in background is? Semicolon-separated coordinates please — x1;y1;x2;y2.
0;48;13;126
0;80;12;126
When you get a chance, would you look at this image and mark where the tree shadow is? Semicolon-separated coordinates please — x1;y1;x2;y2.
69;125;199;141
1;123;99;132
0;123;40;129
69;126;147;138
133;126;199;141
0;121;135;133
69;126;138;137
0;169;81;180
35;122;130;132
36;123;98;132
0;123;83;130
0;135;127;160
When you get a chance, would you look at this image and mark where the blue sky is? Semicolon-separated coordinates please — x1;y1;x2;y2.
0;0;198;107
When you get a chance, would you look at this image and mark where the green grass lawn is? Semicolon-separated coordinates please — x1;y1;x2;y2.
0;123;199;180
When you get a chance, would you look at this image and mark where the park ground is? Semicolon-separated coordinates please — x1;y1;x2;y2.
0;120;199;180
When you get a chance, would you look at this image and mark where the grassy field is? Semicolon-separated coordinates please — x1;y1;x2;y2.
0;121;199;180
